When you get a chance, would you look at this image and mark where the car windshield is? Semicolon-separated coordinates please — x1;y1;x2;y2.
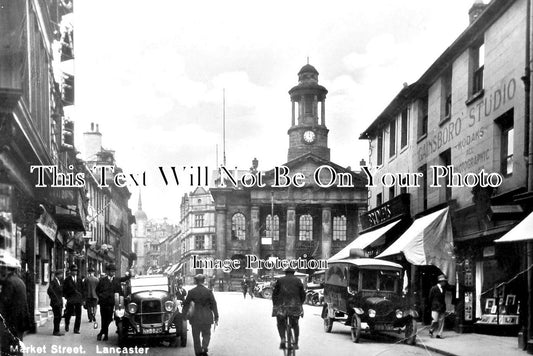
360;269;400;292
130;276;169;293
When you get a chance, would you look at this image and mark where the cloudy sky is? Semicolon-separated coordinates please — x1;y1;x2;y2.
73;0;478;222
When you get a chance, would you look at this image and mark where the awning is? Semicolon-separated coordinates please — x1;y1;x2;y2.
377;207;456;284
329;219;401;261
495;211;533;242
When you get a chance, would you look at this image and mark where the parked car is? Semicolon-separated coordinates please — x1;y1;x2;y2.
255;272;308;299
114;274;187;347
322;257;417;344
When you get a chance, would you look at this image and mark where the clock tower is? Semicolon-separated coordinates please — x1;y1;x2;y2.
287;63;330;161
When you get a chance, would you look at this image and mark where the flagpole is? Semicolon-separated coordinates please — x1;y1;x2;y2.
223;89;227;167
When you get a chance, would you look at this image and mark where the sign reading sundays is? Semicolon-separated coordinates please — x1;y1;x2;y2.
360;193;410;231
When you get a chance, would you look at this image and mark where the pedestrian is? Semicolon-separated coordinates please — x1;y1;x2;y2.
95;263;130;341
241;276;248;299
183;274;219;356
0;258;30;342
429;274;448;339
83;266;99;329
63;264;83;334
47;269;64;336
208;275;215;291
176;279;187;301
272;267;306;350
247;276;256;299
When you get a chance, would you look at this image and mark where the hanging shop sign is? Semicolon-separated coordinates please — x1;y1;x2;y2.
360;193;410;231
37;206;58;242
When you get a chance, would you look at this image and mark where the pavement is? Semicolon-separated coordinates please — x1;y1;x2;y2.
384;322;525;356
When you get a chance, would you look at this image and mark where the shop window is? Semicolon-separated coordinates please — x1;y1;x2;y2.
333;216;346;241
266;214;279;241
389;120;396;157
497;109;514;176
376;193;382;207
401;108;408;148
418;95;428;138
231;213;246;240
471;42;485;95
299;214;313;241
377;132;383;166
389;186;395;201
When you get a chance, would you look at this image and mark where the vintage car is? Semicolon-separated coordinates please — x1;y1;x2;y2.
321;257;418;344
255;272;308;299
114;274;187;347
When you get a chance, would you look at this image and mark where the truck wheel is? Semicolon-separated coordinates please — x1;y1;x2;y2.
262;287;272;299
405;318;417;345
351;314;361;343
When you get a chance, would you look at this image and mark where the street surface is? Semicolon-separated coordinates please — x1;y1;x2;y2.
24;291;430;356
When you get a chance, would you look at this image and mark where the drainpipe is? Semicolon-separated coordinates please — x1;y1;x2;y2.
524;0;532;350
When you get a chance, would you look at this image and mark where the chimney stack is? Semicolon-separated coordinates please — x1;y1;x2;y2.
469;0;487;24
360;159;367;167
83;122;103;162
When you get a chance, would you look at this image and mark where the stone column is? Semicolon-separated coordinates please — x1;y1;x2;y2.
286;206;296;259
321;100;326;126
215;207;227;280
321;206;332;259
250;206;261;258
291;101;295;126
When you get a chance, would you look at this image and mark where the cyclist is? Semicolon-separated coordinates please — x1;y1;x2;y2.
272;267;306;350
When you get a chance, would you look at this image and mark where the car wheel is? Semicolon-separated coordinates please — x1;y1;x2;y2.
405;318;417;345
351;314;361;343
323;316;334;333
180;320;188;347
262;287;272;299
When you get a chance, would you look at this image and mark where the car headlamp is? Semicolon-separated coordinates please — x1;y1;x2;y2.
127;302;138;314
164;300;174;312
368;309;376;318
396;309;403;319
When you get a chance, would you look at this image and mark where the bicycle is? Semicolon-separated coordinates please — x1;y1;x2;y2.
282;315;298;356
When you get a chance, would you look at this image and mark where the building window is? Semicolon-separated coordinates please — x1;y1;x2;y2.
418;165;427;211
194;214;204;227
471;42;485;95
266;214;280;241
333;216;347;241
389;186;395;200
231;213;246;240
211;235;216;249
377;132;383;166
376;193;382;207
195;235;204;250
400;186;407;195
418;95;428;138
442;68;452;119
401;108;408;148
389;120;396;157
498;109;514;176
299;214;313;241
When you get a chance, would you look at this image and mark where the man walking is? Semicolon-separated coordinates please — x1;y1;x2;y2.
183;274;219;356
0;259;30;341
47;269;64;336
83;266;99;329
63;264;83;334
95;263;130;341
247;276;256;299
429;274;448;339
241;276;248;299
272;267;306;350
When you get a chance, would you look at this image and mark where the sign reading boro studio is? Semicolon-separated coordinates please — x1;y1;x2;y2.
360;194;410;231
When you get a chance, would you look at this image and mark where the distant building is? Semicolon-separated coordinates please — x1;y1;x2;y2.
132;193;148;275
144;218;178;274
179;187;216;284
210;64;367;289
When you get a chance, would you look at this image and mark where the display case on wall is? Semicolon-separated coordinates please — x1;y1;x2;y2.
475;285;520;335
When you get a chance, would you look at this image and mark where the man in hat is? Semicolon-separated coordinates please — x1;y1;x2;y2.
0;260;30;341
63;264;83;333
83;266;99;329
183;274;219;356
272;267;306;350
95;263;130;341
47;269;64;336
429;274;448;338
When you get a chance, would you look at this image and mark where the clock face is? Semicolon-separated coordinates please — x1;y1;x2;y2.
303;130;316;143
